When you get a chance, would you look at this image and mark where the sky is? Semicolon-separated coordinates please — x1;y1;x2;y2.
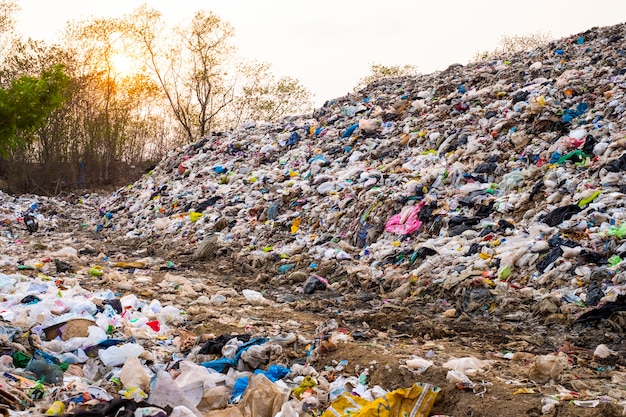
15;1;626;106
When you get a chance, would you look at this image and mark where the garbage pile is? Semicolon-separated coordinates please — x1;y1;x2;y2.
2;22;626;417
101;23;626;322
0;231;442;416
0;191;102;242
0;193;446;415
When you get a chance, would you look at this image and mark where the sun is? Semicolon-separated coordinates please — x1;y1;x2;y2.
110;53;136;77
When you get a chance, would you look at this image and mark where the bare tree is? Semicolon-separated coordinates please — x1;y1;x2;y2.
0;0;19;85
2;4;315;192
354;63;418;92
472;32;552;62
128;6;236;141
225;60;312;129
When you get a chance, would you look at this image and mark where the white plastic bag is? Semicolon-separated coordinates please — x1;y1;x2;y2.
149;371;202;417
98;343;144;367
405;356;433;373
442;356;489;375
242;289;271;306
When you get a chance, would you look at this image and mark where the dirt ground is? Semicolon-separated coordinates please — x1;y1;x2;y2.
186;280;626;417
10;228;626;417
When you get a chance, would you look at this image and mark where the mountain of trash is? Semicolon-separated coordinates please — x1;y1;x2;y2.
3;22;626;417
100;22;626;320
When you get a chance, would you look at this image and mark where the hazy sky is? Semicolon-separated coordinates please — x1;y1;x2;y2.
16;1;626;106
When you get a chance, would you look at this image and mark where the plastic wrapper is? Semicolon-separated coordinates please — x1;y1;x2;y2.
322;383;438;417
242;289;271;306
405;356;434;373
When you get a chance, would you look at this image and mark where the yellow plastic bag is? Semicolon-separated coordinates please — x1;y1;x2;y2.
322;392;370;416
322;383;439;417
293;375;317;399
189;211;204;222
290;218;301;234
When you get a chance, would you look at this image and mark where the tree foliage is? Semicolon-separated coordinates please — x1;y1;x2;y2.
1;4;313;192
127;6;312;140
0;64;69;155
60;16;167;180
0;0;18;57
126;7;237;142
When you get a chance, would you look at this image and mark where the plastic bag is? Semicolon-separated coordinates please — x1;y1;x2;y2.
541;397;559;414
58;349;89;364
170;406;198;417
98;343;144;367
82;358;101;380
542;204;581;227
230;376;249;404
201;386;230;411
594;344;616;358
405;356;433;373
328;376;361;401
442;356;489;375
0;273;16;291
206;374;289;417
51;246;78;259
242;289;271;306
384;202;426;235
239;344;281;370
528;353;568;383
317;182;337;195
120;356;150;391
254;364;290;382
61;326;106;353
26;359;63;385
149;370;203;417
275;399;302;417
446;369;473;385
176;361;227;388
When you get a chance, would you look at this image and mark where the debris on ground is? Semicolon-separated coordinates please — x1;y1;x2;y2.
2;22;626;417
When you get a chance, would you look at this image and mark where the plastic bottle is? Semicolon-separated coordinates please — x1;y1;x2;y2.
26;359;64;385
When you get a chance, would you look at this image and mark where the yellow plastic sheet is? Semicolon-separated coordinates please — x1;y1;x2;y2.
322;383;439;417
290;218;302;234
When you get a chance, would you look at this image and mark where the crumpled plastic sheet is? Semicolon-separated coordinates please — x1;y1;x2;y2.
321;383;439;417
384;201;425;235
